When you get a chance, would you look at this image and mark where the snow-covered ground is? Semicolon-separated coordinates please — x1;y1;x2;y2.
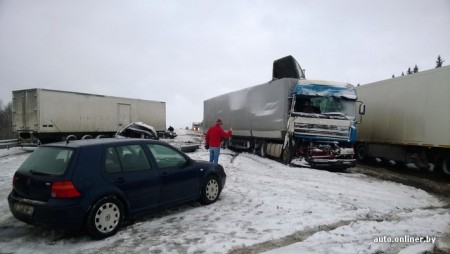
1;129;449;254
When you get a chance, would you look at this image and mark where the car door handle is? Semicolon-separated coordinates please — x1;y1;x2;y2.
115;177;125;184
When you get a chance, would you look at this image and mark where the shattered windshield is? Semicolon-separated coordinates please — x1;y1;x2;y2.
293;96;356;119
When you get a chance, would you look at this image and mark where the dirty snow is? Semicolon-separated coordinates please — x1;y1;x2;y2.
0;129;449;254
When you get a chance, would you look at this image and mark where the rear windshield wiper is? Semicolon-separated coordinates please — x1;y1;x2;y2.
29;170;52;176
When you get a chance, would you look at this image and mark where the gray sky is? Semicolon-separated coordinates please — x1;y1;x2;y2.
1;0;449;128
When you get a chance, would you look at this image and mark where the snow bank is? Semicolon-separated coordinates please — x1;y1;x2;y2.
0;131;449;253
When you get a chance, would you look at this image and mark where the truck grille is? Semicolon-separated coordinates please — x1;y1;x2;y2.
294;122;350;139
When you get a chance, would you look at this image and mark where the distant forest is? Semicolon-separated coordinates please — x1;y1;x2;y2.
392;55;445;78
0;101;13;139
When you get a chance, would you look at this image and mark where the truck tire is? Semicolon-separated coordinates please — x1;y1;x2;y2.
356;143;367;161
282;148;292;165
259;141;267;158
66;135;77;142
81;135;93;140
439;153;450;177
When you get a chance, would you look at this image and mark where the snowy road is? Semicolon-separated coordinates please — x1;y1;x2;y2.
1;130;450;253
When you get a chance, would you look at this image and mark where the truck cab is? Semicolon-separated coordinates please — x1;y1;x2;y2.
286;81;360;168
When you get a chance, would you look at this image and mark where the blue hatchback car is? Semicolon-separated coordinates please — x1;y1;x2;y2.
8;138;226;239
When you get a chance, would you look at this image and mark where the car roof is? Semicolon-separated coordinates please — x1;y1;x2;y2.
42;138;167;148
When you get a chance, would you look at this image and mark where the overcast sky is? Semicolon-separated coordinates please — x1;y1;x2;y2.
1;0;449;128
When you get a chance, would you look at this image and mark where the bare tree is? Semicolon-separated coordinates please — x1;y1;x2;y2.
0;101;13;139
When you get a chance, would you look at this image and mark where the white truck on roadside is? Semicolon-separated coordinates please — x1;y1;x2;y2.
12;88;166;145
356;65;450;177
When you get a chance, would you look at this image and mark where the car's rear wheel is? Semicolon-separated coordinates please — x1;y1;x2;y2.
86;196;124;239
199;175;220;205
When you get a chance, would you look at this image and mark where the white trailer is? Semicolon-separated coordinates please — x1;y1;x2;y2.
12;88;166;144
356;65;450;176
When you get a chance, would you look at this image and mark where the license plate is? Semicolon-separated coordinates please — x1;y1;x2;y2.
14;203;34;216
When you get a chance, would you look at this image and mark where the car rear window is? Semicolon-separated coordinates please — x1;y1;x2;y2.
18;147;74;176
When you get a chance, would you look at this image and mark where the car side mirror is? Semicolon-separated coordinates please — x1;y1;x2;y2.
177;157;191;168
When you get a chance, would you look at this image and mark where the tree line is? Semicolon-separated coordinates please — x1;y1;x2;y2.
392;55;445;78
0;101;13;139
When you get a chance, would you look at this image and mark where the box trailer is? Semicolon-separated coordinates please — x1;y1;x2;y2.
204;56;365;169
356;65;450;176
12;88;166;144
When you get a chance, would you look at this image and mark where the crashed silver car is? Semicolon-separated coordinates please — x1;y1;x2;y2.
116;122;159;140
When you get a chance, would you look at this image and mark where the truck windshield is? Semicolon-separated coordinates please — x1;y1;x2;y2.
294;96;356;119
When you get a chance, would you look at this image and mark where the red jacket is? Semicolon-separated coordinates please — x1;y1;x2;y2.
205;124;232;147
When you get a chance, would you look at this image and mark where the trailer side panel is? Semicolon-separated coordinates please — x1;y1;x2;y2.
12;89;166;136
357;66;450;147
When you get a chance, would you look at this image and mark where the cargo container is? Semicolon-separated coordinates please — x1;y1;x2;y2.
356;65;450;176
12;88;166;145
204;56;364;169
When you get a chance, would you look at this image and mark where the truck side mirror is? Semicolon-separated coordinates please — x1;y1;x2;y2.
359;104;366;115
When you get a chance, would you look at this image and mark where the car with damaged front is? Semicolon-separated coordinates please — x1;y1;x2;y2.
116;121;160;140
8;138;226;239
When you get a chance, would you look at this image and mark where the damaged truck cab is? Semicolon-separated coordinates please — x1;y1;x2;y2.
203;56;364;170
285;80;361;168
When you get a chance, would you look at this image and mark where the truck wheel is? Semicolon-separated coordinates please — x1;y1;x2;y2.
439;153;450;177
66;135;77;142
282;149;292;165
85;196;124;239
259;141;267;158
199;175;220;205
356;143;366;161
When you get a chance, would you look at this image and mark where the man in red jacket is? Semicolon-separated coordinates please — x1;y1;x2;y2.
205;119;232;164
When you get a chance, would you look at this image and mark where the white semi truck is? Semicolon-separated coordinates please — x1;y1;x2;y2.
204;56;365;170
12;88;166;145
356;65;450;176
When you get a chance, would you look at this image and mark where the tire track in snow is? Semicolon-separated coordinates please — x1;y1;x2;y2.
227;206;450;254
224;152;450;254
228;220;353;254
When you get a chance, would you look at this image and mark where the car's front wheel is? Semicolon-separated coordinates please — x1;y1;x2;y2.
199;175;220;205
85;196;124;239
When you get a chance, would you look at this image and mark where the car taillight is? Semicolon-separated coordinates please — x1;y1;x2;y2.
12;174;18;188
51;181;81;198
